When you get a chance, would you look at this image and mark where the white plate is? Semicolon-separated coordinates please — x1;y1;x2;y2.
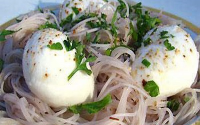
0;0;200;28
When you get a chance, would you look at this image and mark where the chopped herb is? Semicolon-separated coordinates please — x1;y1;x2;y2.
66;3;70;7
69;94;112;114
130;3;161;50
39;21;57;30
68;54;96;80
62;13;98;31
71;13;97;28
103;0;108;2
0;59;4;71
0;29;21;42
160;31;169;39
128;22;138;41
117;0;127;18
137;11;161;38
66;38;96;80
164;39;175;51
131;2;142;16
86;13;108;30
93;32;100;43
142;59;151;68
143;38;151;46
47;42;63;50
63;38;78;51
150;28;158;35
184;96;190;103
86;32;91;42
167;99;180;111
110;10;118;37
60;13;73;27
72;7;79;15
144;80;159;97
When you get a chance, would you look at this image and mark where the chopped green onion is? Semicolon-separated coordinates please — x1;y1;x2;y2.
142;59;151;68
144;80;159;97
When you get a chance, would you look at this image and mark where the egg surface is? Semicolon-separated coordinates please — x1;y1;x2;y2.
23;28;95;107
131;25;199;97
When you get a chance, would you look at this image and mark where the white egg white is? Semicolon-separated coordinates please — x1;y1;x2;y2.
23;28;95;107
60;0;106;21
132;25;199;97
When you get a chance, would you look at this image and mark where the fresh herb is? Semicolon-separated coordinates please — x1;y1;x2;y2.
160;31;175;39
136;11;161;40
130;2;161;50
142;59;151;68
143;38;152;46
39;21;57;30
160;31;169;39
86;32;91;42
164;39;175;51
103;0;108;2
144;80;159;97
0;59;4;71
184;96;190;103
93;32;100;43
86;13;108;30
110;10;118;37
63;38;78;51
150;28;158;35
69;94;112;114
65;38;96;80
167;99;180;111
47;42;63;50
117;0;127;18
60;13;73;27
0;29;21;42
128;22;138;41
72;7;79;15
131;2;142;16
68;55;96;80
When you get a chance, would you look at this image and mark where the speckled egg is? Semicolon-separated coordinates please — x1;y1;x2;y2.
131;25;199;97
22;28;95;107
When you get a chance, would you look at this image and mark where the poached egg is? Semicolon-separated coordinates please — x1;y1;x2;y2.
22;28;95;107
132;25;199;97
